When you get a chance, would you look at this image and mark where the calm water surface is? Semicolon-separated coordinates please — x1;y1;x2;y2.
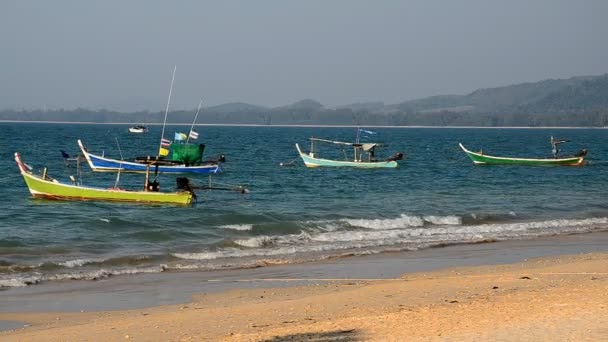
1;123;607;288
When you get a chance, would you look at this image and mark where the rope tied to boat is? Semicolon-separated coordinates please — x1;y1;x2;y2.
279;158;299;167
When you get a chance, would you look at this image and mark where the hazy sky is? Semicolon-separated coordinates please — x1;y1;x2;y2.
1;0;607;111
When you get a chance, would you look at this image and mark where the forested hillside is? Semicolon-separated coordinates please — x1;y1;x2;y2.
2;74;607;127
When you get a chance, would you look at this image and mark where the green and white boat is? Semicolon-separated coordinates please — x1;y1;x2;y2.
15;152;194;205
296;130;403;168
459;138;587;166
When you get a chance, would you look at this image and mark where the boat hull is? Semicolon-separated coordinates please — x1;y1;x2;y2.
15;154;193;205
295;144;398;168
128;128;147;133
459;143;585;166
78;140;221;174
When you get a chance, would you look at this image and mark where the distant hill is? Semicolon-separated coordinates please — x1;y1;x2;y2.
389;74;607;115
335;102;385;112
276;99;324;111
2;74;608;126
523;76;608;112
205;102;267;113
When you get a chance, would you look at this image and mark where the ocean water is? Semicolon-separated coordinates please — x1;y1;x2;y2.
1;123;608;288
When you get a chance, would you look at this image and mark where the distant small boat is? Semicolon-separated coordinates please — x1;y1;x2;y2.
296;129;403;168
459;138;587;166
14;152;194;205
129;125;148;133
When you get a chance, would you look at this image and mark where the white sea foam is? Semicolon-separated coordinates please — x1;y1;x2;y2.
303;220;343;231
6;216;608;288
423;215;462;225
173;217;608;262
234;231;312;248
173;246;300;260
0;265;169;288
172;251;224;260
219;224;253;231
342;215;425;229
58;258;99;268
0;277;42;288
48;266;165;282
234;236;276;248
342;214;462;230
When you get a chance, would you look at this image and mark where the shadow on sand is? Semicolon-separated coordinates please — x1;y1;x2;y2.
260;329;359;342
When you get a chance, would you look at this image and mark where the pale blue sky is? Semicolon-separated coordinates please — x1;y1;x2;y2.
1;0;607;111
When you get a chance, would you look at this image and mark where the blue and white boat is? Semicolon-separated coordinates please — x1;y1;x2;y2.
295;130;403;168
78;139;222;175
77;67;224;175
128;125;148;133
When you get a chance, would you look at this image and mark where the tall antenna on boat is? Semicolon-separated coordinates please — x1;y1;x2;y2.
186;98;203;144
158;65;177;155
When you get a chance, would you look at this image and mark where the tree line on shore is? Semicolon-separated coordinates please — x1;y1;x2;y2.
2;74;607;127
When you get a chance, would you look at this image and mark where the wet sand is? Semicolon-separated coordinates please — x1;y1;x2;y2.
1;232;607;341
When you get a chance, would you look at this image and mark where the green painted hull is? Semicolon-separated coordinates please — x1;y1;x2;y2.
295;144;398;168
459;143;585;166
16;153;192;205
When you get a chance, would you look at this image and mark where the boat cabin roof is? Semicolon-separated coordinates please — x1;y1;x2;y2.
309;137;387;148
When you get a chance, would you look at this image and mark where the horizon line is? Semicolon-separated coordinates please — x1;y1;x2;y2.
0;120;605;129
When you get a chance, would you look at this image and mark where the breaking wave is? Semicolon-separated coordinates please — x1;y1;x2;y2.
3;214;608;289
219;224;254;231
173;216;608;261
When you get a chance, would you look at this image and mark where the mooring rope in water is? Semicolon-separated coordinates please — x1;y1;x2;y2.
279;158;299;166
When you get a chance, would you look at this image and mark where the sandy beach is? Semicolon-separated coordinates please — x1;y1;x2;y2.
1;249;607;341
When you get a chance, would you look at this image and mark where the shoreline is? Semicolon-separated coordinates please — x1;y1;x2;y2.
0;120;606;129
1;251;606;341
2;231;607;313
1;231;607;340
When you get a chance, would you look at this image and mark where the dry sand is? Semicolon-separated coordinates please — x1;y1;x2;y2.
1;252;607;341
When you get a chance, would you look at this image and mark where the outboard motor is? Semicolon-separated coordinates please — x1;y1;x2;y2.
386;152;404;162
147;180;160;192
176;177;197;201
203;154;226;165
575;149;588;157
176;177;192;191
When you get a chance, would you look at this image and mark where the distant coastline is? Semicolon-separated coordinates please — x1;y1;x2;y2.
2;73;607;127
0;119;605;129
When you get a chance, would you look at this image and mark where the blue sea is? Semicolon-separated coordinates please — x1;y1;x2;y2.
1;123;608;289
